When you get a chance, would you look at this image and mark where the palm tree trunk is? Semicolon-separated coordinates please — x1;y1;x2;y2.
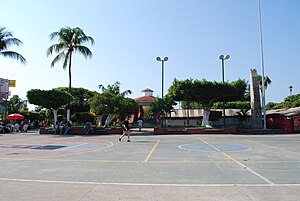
67;52;72;121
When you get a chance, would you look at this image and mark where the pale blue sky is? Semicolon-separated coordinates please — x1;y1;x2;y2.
1;0;299;110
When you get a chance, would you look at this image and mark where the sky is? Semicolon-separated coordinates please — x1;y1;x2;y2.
1;0;300;110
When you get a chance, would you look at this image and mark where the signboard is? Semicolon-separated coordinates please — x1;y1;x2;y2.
293;116;300;131
9;80;16;87
0;78;9;99
0;78;9;93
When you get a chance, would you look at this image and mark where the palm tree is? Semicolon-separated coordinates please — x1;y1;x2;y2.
258;75;271;96
47;27;95;120
98;81;132;97
0;26;26;64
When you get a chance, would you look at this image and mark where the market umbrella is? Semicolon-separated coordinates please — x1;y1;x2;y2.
6;113;25;121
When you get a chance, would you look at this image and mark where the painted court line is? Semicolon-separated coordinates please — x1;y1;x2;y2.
246;139;300;156
0;177;299;187
144;140;160;163
199;137;275;185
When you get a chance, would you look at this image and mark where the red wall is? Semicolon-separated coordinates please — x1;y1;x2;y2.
267;118;294;133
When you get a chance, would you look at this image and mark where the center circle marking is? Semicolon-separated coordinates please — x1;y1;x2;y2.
179;144;251;152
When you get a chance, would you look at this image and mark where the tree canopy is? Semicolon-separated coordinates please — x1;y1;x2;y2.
54;87;95;113
27;89;73;124
267;94;300;110
27;89;72;110
98;81;132;97
167;78;247;126
90;82;137;125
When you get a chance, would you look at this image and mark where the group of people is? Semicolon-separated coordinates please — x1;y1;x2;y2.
0;121;29;133
54;121;72;135
50;117;144;141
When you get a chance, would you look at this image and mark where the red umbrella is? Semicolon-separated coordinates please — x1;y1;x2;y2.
6;113;25;121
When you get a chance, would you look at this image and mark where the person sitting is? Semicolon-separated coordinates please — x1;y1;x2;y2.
22;123;29;132
54;122;60;134
14;122;21;132
84;122;92;134
64;121;72;135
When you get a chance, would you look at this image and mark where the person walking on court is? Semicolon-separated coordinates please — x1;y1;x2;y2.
119;116;131;142
137;118;143;132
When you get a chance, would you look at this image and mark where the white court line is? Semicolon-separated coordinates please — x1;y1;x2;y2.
199;137;275;185
0;177;299;187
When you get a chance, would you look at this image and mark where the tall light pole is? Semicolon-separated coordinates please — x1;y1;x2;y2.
156;57;169;99
289;85;293;96
258;0;267;129
156;56;168;127
219;54;230;128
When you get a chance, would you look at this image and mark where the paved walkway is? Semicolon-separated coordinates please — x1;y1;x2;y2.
0;129;299;200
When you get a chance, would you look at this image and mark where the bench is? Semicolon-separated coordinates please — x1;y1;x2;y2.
166;128;187;132
93;128;107;134
46;128;55;134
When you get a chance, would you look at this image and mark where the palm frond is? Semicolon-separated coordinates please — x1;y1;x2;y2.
46;44;56;56
79;36;95;45
49;31;59;41
0;51;26;64
121;90;132;97
47;43;67;56
50;52;65;68
75;46;92;59
0;27;13;39
63;51;70;69
2;38;23;49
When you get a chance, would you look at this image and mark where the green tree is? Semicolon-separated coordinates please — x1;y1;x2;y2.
118;98;139;119
213;101;251;115
90;91;138;126
54;87;95;113
90;92;119;125
284;94;300;108
258;75;272;95
6;95;27;113
47;27;95;120
0;26;26;64
168;79;247;126
167;79;195;125
258;75;271;108
98;81;132;97
265;94;300;110
150;96;176;127
266;102;277;110
27;89;72;124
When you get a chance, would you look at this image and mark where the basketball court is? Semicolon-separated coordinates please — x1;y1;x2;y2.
0;129;300;200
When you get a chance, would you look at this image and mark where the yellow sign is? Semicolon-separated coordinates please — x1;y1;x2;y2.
9;80;16;87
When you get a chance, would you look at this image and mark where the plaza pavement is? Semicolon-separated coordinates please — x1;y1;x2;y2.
0;128;300;201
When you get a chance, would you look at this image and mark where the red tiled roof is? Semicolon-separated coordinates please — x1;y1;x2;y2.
134;96;155;103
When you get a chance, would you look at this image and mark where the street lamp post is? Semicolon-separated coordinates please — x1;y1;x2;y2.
156;56;168;127
156;57;168;99
219;55;230;128
258;0;267;129
289;85;293;96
